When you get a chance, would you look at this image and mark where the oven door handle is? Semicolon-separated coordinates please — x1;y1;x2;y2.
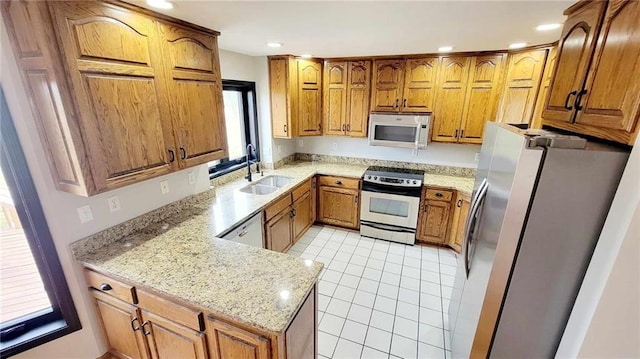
361;187;421;197
360;221;416;234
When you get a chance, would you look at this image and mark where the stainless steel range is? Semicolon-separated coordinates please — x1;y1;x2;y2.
360;166;424;244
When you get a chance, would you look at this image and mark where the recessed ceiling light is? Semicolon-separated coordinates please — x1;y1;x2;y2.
146;0;173;9
438;46;454;52
267;42;283;48
300;54;313;59
509;42;528;49
536;23;562;31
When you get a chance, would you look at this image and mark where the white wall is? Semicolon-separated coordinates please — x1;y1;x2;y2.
297;136;480;168
1;18;212;359
557;135;640;358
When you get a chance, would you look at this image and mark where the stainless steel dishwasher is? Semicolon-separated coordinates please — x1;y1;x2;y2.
221;212;264;248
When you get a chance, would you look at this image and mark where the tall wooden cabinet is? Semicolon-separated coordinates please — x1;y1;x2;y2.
544;0;640;145
497;49;549;126
371;57;439;113
531;47;557;129
432;54;505;144
323;60;371;137
268;56;323;138
2;1;227;196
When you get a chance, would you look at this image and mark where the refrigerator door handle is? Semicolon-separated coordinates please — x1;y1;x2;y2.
465;178;489;278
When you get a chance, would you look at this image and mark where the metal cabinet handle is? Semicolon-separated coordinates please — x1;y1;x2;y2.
342;124;346;131
141;321;151;336
290;209;295;218
179;147;186;160
564;91;577;110
435;193;443;198
238;230;248;237
403;99;407;108
293;208;297;216
283;124;288;133
130;318;141;332
395;99;399;108
455;129;459;139
335;180;342;185
354;195;358;203
457;199;462;207
574;89;588;111
100;283;112;291
168;149;175;163
346;124;350;132
460;129;465;138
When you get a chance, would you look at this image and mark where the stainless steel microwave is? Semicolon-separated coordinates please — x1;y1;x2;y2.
368;113;431;149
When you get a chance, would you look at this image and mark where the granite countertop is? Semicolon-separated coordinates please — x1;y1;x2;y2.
75;160;474;334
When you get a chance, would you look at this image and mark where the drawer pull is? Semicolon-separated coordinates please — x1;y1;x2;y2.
130;317;141;332
335;180;343;185
238;230;248;237
100;283;112;291
435;193;443;198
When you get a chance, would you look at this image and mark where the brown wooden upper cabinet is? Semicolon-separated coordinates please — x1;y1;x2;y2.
323;60;372;137
2;1;227;196
543;0;640;145
371;57;440;113
496;49;549;126
432;54;505;144
269;56;323;138
531;47;557;129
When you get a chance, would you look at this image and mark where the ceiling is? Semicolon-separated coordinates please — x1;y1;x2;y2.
129;1;573;58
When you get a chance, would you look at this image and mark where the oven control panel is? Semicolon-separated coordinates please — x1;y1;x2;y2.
363;174;423;187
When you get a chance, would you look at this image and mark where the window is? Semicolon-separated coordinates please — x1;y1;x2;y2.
208;80;260;178
0;88;80;357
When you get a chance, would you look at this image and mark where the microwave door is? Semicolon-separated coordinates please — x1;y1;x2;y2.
369;122;420;148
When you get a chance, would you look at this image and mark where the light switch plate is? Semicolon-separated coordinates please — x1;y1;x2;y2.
107;196;120;213
188;172;196;185
77;205;93;223
160;180;170;194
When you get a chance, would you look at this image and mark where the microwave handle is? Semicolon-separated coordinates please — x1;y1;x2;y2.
416;121;426;149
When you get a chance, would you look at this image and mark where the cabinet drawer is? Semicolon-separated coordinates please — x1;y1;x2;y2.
292;178;312;201
318;176;360;190
264;194;292;221
137;289;203;331
84;269;137;304
425;188;453;202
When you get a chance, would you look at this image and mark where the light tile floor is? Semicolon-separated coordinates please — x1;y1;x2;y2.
287;225;458;359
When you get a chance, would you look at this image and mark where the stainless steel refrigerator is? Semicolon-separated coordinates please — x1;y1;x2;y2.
448;122;630;358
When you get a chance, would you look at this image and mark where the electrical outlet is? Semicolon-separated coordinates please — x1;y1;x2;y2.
160;180;170;194
475;152;480;161
188;172;196;185
331;142;338;151
77;205;93;223
298;139;304;148
107;196;120;213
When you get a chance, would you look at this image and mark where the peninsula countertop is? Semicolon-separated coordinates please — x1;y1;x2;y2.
74;161;474;334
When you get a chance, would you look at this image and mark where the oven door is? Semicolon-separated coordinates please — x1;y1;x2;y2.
360;190;421;229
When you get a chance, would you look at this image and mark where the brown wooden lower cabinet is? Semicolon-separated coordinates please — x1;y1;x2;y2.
88;269;318;359
292;191;312;240
206;318;271;359
264;178;314;252
265;209;294;253
448;193;471;253
317;176;361;229
416;187;454;246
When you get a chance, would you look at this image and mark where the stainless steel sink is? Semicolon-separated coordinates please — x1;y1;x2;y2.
239;184;279;195
255;175;291;188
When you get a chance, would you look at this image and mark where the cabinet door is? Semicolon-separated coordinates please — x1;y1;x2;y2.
206;318;270;359
297;59;323;136
157;22;227;168
346;60;372;137
459;54;505;144
416;200;451;244
318;186;359;229
497;49;547;125
542;1;606;123
142;310;207;359
531;47;557;129
91;290;150;359
371;59;405;112
573;0;640;145
49;1;175;193
402;57;440;113
269;57;293;138
293;191;312;241
265;209;293;253
432;57;470;142
323;61;348;136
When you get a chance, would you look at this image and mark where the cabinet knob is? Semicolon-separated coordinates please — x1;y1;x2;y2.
100;283;112;291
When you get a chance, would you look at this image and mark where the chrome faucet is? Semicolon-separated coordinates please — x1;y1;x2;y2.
245;144;260;182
